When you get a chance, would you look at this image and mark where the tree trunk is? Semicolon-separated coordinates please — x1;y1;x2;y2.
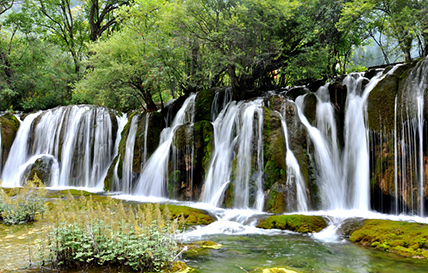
138;86;157;112
228;64;243;100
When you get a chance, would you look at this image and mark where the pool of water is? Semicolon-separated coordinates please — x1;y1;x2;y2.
182;233;428;273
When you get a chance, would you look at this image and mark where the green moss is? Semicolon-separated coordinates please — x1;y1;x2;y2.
168;170;181;199
349;219;428;258
0;114;20;165
103;155;119;191
195;89;215;122
257;214;327;233
160;204;214;226
46;189;96;198
264;185;286;214
263;108;287;191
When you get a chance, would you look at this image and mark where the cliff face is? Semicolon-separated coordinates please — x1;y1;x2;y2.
3;58;428;215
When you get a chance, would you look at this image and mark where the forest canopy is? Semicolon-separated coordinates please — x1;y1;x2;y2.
0;0;426;112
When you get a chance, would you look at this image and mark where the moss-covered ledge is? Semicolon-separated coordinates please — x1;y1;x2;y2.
349;219;428;259
161;204;215;226
257;214;327;233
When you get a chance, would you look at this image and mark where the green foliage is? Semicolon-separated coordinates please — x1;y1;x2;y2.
39;195;178;271
350;219;428;258
257;214;327;233
0;174;47;225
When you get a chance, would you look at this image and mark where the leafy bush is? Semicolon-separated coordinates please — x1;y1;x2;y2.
0;174;47;224
39;193;178;272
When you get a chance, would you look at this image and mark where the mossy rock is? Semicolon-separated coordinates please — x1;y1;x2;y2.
0;114;20;167
349;219;428;259
195;89;215;122
336;217;365;237
46;189;97;199
160;204;215;226
367;63;414;132
262;108;286;191
264;181;293;213
260;268;299;273
257;214;327;233
302;93;317;125
183;240;222;258
169;261;198;273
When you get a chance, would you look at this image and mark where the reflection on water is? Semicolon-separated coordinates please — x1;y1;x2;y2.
182;234;428;273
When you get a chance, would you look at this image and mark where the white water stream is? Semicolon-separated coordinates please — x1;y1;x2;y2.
133;94;196;197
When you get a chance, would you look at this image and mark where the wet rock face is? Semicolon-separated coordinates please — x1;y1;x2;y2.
22;156;54;186
0;114;20;170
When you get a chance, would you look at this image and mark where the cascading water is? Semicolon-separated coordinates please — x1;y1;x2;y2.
394;58;428;216
202;99;264;210
133;94;196;197
295;69;390;211
277;102;308;212
2;106;120;189
121;114;140;194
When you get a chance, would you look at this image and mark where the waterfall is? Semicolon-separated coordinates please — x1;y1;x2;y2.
342;74;370;210
202;99;264;210
2;113;40;186
133;94;196;197
395;58;428;216
2;106;119;188
295;69;392;210
121;114;140;194
277;104;308;211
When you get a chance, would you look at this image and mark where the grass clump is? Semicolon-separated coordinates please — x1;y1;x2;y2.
257;214;327;233
39;192;178;272
349;219;428;258
0;174;47;225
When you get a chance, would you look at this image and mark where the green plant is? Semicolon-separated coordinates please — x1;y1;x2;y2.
39;193;178;272
0;174;47;225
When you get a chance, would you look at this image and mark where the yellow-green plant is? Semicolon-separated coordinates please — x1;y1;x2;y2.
39;192;178;272
0;174;47;225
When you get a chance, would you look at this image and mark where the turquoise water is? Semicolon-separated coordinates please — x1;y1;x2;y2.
182;234;428;273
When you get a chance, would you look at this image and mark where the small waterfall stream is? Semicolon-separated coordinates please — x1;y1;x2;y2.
201;99;264;210
121;114;140;194
277;103;308;212
133;94;196;197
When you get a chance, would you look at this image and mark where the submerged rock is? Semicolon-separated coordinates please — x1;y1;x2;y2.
257;214;327;233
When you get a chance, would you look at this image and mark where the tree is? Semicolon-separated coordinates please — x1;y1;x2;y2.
338;0;423;63
24;0;89;74
84;0;130;42
75;0;186;111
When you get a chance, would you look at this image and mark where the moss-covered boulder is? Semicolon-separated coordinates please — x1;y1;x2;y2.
160;204;215;226
367;63;414;132
22;156;54;186
349;219;428;259
195;89;215;122
263;107;286;192
257;214;327;233
336;217;365;238
301;93;317;125
264;182;289;213
0;114;20;169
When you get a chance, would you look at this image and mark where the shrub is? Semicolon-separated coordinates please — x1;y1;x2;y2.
39;193;178;272
0;174;47;224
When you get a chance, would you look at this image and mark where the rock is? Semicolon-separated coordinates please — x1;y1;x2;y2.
195;88;215;122
257;214;327;233
349;219;428;259
337;217;365;237
160;204;215;226
286;86;307;101
262;268;299;273
307;78;326;92
22;156;54;186
264;182;293;213
0;114;20;169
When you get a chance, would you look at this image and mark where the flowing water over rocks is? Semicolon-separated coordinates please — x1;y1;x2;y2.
2;60;428;272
